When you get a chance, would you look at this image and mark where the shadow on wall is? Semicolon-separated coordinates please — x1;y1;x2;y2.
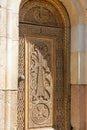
71;125;74;130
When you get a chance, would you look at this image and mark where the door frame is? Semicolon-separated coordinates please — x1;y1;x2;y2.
18;0;71;130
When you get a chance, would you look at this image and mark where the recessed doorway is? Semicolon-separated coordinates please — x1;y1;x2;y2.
18;0;71;130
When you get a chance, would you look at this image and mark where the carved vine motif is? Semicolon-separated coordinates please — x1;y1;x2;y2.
30;42;51;103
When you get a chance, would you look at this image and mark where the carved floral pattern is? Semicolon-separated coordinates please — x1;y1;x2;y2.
30;42;51;103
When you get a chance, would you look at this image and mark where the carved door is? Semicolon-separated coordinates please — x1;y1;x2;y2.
18;1;70;130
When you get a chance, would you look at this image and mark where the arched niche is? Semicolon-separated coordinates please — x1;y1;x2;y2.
18;0;71;130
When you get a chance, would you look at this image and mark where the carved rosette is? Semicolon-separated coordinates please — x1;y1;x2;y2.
32;103;49;124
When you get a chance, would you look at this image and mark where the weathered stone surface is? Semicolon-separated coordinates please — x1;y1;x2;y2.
0;37;6;89
0;8;6;37
0;91;5;129
6;39;18;90
0;90;17;129
71;85;86;130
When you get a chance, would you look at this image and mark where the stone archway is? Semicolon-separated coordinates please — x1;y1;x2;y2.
18;0;71;130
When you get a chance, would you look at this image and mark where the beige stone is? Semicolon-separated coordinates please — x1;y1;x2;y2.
85;25;87;50
0;91;5;129
7;0;20;13
71;85;86;130
60;0;79;25
6;39;18;90
0;8;6;37
0;91;17;129
0;0;7;8
71;51;87;84
0;37;6;89
71;85;80;130
4;91;17;130
76;51;87;84
7;10;18;40
71;26;78;52
71;52;78;84
85;87;87;130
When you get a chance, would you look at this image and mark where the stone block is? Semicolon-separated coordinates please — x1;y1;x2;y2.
5;91;17;129
0;8;6;37
7;10;18;40
71;52;78;84
0;91;5;129
6;39;18;90
0;37;6;89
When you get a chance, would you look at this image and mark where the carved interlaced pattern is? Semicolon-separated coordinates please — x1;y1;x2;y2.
17;37;25;130
56;48;65;130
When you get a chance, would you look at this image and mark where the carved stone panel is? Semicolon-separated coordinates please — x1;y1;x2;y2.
19;0;63;27
25;35;56;129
